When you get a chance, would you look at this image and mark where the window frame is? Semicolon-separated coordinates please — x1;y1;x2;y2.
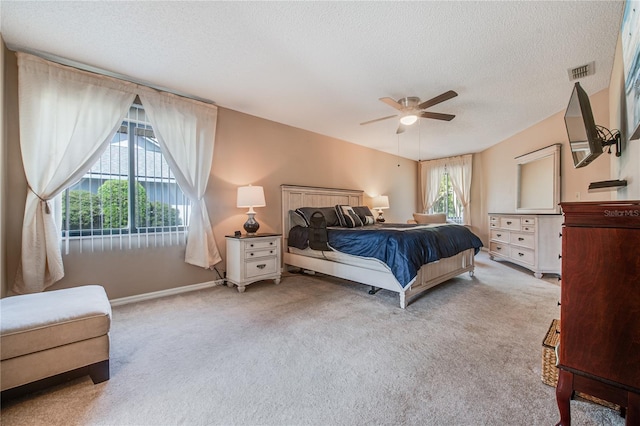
61;102;190;239
430;171;463;224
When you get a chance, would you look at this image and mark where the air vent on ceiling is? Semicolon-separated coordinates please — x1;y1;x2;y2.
568;61;595;81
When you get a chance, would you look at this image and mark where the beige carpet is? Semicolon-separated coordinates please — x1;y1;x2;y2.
0;252;625;425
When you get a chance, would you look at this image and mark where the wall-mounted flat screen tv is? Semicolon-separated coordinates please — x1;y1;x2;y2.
564;82;603;168
621;0;639;140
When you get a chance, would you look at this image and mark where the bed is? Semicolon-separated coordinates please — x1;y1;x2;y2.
281;185;483;308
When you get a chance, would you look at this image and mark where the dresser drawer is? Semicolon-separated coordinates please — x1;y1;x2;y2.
510;232;534;249
490;229;509;243
500;217;521;230
510;246;534;265
245;257;278;279
522;217;536;226
521;224;535;232
489;241;508;255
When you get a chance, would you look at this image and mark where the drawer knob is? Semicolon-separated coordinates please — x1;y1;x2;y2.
558;254;562;259
250;253;254;256
250;243;254;247
497;233;502;237
497;246;502;250
518;252;524;257
270;250;273;254
269;242;273;245
257;264;266;269
506;221;512;225
518;237;524;241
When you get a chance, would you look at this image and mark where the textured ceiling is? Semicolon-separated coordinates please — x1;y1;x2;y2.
0;1;625;161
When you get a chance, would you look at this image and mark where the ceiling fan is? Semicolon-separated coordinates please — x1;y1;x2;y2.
360;90;458;134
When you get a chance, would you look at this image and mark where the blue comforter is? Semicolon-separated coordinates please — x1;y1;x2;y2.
288;224;483;288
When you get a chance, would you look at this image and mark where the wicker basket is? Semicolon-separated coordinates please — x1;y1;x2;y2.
541;319;621;412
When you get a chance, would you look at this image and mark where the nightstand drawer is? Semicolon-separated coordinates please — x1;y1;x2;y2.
245;248;277;259
245;257;278;279
245;240;278;251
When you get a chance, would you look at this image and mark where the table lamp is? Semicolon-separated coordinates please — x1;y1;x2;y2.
372;195;389;223
237;185;266;234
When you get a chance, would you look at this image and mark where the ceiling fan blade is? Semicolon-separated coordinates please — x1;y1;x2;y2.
396;124;406;134
379;97;404;111
417;90;458;110
360;114;398;125
420;112;456;121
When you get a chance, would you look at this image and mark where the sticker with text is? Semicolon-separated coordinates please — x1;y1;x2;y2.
603;209;640;217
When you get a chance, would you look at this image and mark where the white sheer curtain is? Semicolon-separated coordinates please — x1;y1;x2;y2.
419;158;446;213
15;53;136;294
446;154;473;225
139;90;221;268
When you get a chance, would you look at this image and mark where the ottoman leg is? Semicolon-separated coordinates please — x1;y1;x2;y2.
88;360;110;384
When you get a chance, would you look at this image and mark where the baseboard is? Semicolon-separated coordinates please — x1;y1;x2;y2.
110;280;225;306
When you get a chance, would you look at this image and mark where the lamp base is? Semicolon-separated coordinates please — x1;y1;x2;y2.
376;211;386;223
243;213;260;234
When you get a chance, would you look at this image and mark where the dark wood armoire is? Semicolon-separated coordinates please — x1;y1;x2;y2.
555;201;640;426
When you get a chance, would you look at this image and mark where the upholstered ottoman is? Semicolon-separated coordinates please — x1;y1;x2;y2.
1;285;111;392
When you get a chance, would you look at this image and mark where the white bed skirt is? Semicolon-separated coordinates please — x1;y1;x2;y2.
284;248;475;309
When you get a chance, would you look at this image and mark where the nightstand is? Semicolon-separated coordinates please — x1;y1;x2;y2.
225;233;281;293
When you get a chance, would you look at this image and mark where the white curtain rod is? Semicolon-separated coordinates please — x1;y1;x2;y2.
8;44;217;106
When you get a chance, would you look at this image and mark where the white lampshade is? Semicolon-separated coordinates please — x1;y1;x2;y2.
400;114;418;125
371;195;389;210
237;185;266;208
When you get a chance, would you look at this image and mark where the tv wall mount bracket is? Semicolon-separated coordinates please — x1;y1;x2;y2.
597;126;622;157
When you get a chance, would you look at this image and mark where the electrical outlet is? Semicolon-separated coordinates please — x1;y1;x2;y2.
575;192;581;200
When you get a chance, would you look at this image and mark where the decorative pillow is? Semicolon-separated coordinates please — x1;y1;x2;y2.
335;205;364;228
295;207;341;227
352;206;375;225
289;210;308;227
412;213;447;224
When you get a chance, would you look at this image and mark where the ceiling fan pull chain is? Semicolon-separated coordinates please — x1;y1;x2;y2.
418;119;422;161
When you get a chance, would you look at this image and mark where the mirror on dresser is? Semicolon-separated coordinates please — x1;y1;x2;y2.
515;144;561;214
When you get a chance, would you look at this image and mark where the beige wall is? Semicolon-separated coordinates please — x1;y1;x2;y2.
473;30;640;245
1;38;6;298
4;26;638;299
471;88;613;245
1;50;416;299
610;35;640;199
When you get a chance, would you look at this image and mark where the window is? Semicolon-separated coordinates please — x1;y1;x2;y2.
430;172;463;224
61;101;191;248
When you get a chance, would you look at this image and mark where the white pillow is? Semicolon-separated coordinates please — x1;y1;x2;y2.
412;213;447;224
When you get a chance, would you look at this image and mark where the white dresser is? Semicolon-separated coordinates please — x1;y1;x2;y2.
226;233;281;293
488;214;562;278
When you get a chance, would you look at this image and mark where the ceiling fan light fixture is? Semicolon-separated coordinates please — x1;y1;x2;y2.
400;114;418;125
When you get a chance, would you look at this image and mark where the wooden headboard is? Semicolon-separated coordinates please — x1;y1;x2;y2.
281;184;364;239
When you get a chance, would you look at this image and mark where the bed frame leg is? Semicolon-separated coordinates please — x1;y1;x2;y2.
368;286;381;295
399;292;407;309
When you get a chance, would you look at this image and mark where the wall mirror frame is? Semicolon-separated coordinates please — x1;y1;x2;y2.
515;144;561;214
